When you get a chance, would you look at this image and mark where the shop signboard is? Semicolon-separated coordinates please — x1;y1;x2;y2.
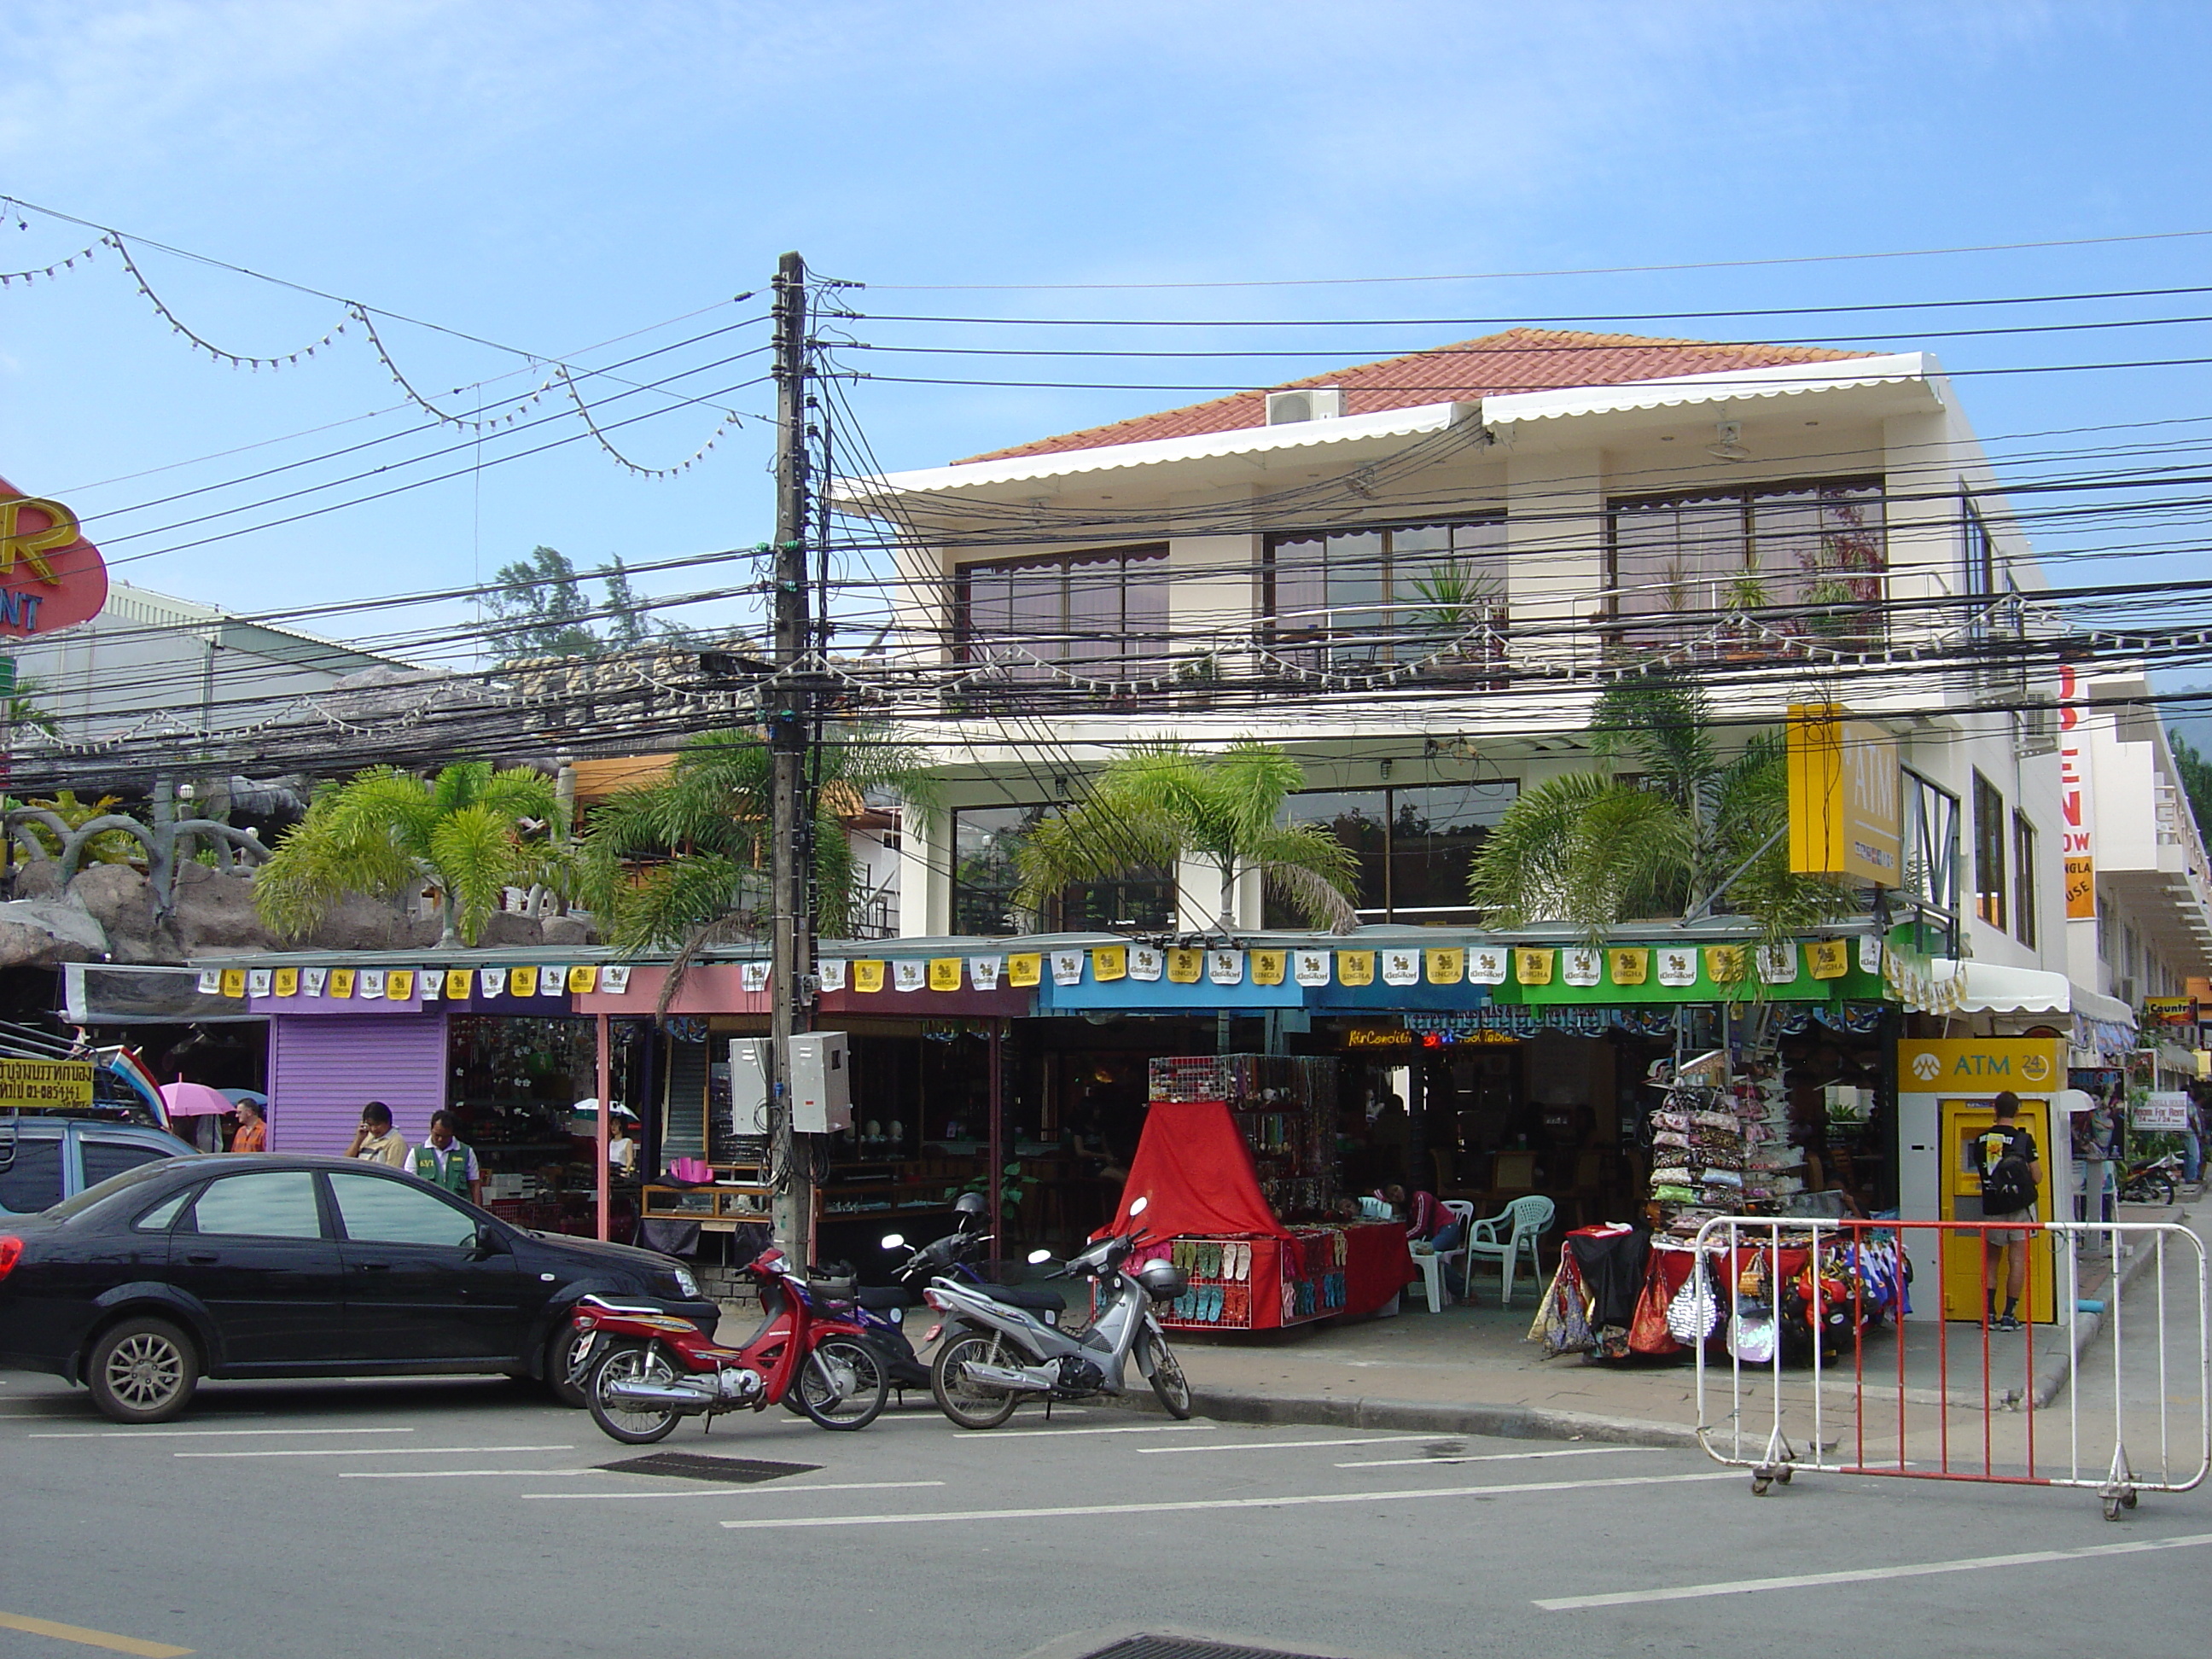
2143;996;2195;1027
0;476;108;637
2132;1093;2192;1132
2059;666;2097;919
1786;703;1901;885
0;1057;93;1111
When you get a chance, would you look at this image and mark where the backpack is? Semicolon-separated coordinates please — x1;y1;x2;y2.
1981;1138;2034;1215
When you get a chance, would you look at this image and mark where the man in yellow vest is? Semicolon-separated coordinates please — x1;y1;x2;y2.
412;1110;483;1206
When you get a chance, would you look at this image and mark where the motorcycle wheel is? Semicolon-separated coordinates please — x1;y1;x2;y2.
587;1342;684;1445
1143;1332;1195;1419
796;1337;890;1430
545;1326;597;1410
931;1330;1023;1429
2130;1172;2176;1206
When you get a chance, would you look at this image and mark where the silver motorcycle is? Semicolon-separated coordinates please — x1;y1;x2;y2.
922;1195;1196;1429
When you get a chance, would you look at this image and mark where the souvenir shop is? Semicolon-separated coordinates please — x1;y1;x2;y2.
1507;940;1909;1367
1099;1055;1417;1330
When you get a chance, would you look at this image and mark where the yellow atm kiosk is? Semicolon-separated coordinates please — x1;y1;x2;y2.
1896;1036;2065;1324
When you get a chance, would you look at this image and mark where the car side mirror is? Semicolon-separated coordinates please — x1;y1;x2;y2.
881;1233;905;1250
469;1228;506;1260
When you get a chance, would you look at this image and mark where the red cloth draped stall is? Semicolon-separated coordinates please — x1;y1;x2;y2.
1099;1100;1294;1242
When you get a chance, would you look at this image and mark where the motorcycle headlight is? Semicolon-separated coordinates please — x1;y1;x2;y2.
670;1266;701;1300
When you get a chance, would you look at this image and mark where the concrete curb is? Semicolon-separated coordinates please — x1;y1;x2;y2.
2031;1207;2191;1409
1112;1383;1699;1449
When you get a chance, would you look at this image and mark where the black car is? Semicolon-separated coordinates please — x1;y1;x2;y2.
0;1154;719;1423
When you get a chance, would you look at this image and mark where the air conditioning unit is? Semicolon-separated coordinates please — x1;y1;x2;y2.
1266;387;1342;425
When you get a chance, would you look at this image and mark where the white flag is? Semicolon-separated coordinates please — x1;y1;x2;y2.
1129;946;1163;982
1293;949;1332;987
1381;950;1420;987
968;956;1002;990
1208;949;1244;986
740;961;771;994
1051;950;1086;987
893;958;926;992
817;958;847;992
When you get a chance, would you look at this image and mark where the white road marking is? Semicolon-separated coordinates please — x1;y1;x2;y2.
176;1443;572;1459
1140;1435;1436;1456
962;1423;1210;1441
338;1477;602;1486
718;1470;1739;1529
1336;1447;1645;1470
1534;1531;2212;1610
32;1426;408;1441
524;1480;947;1501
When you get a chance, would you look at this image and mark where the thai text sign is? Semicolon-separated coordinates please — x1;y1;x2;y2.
0;1057;95;1111
2059;666;2097;919
1786;703;1901;885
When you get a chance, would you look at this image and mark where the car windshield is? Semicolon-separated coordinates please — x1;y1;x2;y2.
42;1158;192;1223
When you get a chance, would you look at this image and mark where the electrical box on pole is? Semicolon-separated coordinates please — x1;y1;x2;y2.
787;1032;851;1134
730;1037;771;1138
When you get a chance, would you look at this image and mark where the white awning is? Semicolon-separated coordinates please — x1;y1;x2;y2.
2072;983;2136;1027
1478;352;1938;431
1927;958;2070;1016
845;400;1475;496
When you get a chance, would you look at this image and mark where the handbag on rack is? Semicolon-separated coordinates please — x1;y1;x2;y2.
1665;1257;1721;1344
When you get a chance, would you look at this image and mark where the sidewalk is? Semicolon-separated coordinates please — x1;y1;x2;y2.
1142;1202;2198;1451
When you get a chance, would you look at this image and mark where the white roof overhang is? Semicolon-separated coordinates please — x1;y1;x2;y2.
1479;352;1941;439
841;400;1477;501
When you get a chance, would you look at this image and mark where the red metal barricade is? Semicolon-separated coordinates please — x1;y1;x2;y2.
1692;1215;2208;1517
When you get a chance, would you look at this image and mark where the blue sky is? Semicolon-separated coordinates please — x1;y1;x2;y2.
1;2;2206;664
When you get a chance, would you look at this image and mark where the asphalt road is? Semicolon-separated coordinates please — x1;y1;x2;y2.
2;1365;2208;1659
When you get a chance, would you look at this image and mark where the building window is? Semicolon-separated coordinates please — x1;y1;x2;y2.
2012;813;2038;949
1265;520;1504;672
1972;772;2006;931
956;545;1170;684
1608;479;1885;648
949;804;1173;936
1261;781;1518;924
1965;499;1997;597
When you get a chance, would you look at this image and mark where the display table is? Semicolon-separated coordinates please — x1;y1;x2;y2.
1095;1092;1413;1330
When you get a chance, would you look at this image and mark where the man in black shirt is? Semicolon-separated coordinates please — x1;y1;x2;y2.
1974;1091;2043;1331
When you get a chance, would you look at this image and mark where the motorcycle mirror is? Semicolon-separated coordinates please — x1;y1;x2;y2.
881;1233;905;1250
1128;1196;1150;1217
1026;1249;1052;1265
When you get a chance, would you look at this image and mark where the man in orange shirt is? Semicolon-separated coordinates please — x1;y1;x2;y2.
230;1097;267;1153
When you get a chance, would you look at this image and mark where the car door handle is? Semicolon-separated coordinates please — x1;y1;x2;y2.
185;1252;218;1266
355;1262;393;1272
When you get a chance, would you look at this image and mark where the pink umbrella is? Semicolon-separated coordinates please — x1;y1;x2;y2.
160;1081;237;1118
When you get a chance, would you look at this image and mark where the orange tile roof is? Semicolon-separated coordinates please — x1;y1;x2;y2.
960;329;1879;463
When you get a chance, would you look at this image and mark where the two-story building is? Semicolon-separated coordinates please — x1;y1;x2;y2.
830;328;2198;1247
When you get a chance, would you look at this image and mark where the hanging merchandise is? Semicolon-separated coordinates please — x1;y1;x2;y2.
1665;1255;1722;1344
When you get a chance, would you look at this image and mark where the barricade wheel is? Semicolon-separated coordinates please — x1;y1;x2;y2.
1777;1467;1792;1485
1751;1476;1773;1496
2122;1490;2138;1510
2104;1497;2122;1522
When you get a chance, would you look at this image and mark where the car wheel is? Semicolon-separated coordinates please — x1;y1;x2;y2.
88;1317;199;1424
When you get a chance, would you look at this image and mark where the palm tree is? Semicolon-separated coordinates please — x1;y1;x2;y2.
577;725;935;964
1466;677;1855;946
1015;742;1360;934
254;761;568;947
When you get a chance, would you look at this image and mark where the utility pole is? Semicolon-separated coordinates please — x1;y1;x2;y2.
768;250;816;1267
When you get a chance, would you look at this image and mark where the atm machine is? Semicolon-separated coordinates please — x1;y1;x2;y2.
1895;1036;2070;1324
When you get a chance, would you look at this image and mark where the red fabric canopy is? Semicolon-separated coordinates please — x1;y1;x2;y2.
1098;1099;1294;1242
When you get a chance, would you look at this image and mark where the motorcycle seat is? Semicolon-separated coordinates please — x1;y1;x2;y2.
979;1283;1067;1313
857;1285;913;1312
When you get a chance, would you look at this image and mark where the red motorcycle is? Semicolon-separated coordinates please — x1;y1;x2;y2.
573;1246;888;1444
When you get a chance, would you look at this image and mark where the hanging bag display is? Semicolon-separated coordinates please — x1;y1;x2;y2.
1665;1254;1721;1344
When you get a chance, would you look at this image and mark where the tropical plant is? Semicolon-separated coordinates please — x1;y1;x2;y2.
1014;742;1360;934
13;792;143;865
576;725;936;963
253;762;568;947
484;545;698;662
1466;677;1857;950
3;672;60;737
1407;557;1500;632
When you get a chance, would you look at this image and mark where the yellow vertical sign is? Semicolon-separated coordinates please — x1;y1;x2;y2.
1787;703;1901;886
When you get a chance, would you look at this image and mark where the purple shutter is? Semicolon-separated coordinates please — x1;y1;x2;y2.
267;1013;448;1154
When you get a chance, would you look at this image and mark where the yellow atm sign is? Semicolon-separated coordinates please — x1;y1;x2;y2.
0;1057;95;1111
1787;703;1901;886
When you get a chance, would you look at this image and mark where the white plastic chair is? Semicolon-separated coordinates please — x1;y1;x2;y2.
1464;1195;1554;1308
1403;1200;1476;1311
